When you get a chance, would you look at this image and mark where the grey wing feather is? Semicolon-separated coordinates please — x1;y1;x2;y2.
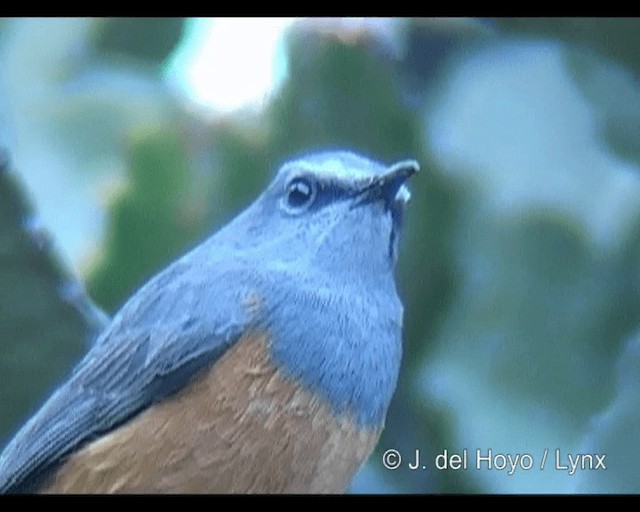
0;260;258;493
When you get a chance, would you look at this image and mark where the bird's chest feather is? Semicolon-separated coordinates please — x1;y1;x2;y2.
41;332;380;493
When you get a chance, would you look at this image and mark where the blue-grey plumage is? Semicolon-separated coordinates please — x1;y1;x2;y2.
0;151;418;493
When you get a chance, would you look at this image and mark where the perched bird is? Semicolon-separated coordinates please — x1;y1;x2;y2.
0;151;418;494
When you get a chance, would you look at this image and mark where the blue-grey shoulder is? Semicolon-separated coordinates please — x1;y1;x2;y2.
0;255;263;493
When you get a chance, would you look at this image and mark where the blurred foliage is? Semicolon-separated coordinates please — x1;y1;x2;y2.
268;25;421;160
493;17;640;76
86;126;212;313
0;153;106;447
94;18;186;65
1;17;640;494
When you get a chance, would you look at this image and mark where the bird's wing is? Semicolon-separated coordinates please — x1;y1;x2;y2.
0;259;259;493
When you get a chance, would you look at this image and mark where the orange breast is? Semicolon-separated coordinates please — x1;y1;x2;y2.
41;332;380;493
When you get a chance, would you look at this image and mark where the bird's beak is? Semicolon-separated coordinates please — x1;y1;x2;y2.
353;160;420;207
379;160;420;205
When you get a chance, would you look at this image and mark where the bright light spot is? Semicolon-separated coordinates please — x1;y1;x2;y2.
164;17;296;114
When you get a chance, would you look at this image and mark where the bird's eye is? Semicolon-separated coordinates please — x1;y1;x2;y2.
284;177;317;212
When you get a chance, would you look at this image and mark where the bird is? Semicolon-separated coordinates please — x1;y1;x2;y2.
0;150;418;494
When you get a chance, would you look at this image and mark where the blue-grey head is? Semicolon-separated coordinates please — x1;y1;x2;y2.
215;151;418;280
207;151;419;427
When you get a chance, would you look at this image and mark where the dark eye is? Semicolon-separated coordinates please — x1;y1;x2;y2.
284;177;317;212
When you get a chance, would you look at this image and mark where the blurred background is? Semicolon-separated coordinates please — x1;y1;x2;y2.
1;17;640;494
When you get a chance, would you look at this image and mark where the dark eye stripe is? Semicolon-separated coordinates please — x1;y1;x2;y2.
281;175;352;215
